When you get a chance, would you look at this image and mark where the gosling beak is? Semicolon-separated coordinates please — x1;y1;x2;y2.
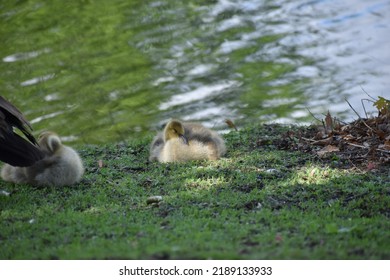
179;134;189;145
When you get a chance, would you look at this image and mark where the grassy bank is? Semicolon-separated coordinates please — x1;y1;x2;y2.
0;124;389;259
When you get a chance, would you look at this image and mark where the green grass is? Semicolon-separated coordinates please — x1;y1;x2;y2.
0;124;389;259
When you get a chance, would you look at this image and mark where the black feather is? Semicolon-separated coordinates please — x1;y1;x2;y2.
0;96;44;166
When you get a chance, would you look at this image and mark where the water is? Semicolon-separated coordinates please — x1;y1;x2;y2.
1;0;389;144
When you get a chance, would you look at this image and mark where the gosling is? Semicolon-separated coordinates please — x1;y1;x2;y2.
0;96;44;166
1;131;84;187
149;119;226;163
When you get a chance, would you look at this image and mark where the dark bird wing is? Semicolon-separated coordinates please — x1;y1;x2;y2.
0;96;44;166
0;130;44;166
0;96;37;144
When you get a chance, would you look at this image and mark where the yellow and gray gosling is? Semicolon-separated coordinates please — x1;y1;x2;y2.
1;131;84;187
149;119;226;163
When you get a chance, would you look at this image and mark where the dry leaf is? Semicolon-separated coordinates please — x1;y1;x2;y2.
314;131;325;140
367;162;377;170
341;124;351;132
379;141;390;150
375;129;386;140
225;119;238;131
317;145;340;157
342;134;355;141
275;233;283;243
325;111;333;133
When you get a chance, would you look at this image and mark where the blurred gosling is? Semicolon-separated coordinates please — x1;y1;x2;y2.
149;119;226;163
1;131;84;187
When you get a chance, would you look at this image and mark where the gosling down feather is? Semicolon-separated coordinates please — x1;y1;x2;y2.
1;131;84;187
149;119;226;162
0;96;44;167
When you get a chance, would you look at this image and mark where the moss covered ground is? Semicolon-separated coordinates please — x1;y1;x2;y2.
0;124;389;259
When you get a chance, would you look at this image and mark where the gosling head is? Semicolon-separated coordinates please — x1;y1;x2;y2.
163;120;188;145
38;131;62;155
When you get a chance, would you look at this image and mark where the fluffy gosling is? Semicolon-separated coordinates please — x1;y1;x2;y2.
149;119;226;162
1;131;84;187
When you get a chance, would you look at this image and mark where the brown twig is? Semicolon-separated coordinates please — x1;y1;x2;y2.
360;85;376;101
345;98;376;133
306;107;322;123
361;98;374;119
347;142;390;154
345;98;362;119
301;136;332;146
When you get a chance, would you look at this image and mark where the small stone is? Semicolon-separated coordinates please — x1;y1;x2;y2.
265;168;278;174
146;196;163;205
0;190;11;196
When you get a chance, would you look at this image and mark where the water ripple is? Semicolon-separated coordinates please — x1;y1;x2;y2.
20;74;55;87
159;81;240;110
3;48;50;63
